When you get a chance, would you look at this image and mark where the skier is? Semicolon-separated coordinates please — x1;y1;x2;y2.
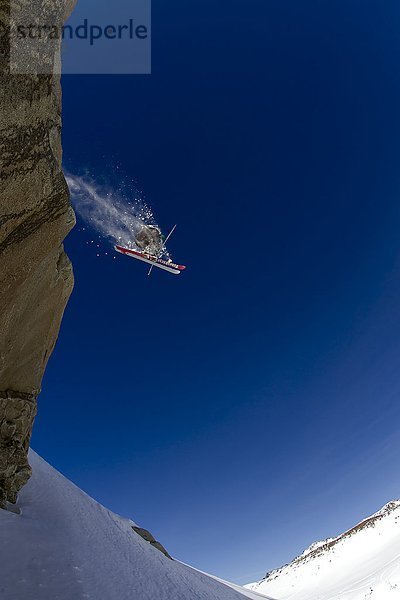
114;223;186;275
135;224;164;257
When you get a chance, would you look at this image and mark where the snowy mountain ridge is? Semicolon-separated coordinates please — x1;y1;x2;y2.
297;500;400;562
246;500;400;600
1;451;399;600
0;451;271;600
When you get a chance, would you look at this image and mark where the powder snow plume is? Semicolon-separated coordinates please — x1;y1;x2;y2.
66;173;157;249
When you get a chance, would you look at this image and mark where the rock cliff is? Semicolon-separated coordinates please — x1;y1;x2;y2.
0;0;76;506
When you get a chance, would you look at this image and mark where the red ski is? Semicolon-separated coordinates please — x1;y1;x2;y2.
114;245;186;275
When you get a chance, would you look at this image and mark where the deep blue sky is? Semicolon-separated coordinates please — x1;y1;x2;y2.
32;0;400;585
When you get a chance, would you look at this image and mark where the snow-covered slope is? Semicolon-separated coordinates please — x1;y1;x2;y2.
246;501;400;600
0;451;270;600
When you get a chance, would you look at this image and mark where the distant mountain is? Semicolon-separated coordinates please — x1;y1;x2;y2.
246;501;400;600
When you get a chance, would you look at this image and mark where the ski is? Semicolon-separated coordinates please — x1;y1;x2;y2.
114;245;186;275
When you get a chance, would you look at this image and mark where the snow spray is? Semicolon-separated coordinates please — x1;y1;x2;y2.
65;173;157;249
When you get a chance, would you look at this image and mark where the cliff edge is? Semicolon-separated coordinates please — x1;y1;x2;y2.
0;0;76;506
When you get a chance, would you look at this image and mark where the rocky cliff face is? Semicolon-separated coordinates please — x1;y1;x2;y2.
0;0;76;506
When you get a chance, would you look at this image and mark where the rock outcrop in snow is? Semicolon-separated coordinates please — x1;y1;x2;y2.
0;0;76;505
132;525;172;559
247;501;400;600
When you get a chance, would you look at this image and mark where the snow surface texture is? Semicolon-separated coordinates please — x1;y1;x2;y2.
246;501;400;600
66;174;160;251
0;451;271;600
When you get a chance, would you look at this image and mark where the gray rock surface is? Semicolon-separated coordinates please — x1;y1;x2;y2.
0;0;76;506
132;526;172;559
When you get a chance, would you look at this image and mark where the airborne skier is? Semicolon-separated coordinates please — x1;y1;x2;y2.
114;223;186;276
135;224;164;257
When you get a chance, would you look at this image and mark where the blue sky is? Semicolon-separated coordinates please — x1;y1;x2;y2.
32;0;400;585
